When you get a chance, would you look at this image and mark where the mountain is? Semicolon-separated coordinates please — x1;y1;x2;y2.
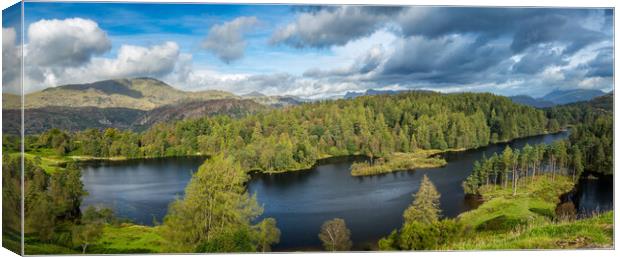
3;107;146;135
343;89;408;99
14;77;236;110
242;95;306;107
242;91;267;97
563;91;613;112
586;92;613;111
509;95;555;108
2;77;314;134
132;99;267;130
541;89;606;105
4;99;268;135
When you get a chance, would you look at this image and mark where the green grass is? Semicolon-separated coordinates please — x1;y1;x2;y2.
20;224;166;254
448;174;613;250
2;229;22;255
448;211;613;250
459;175;574;231
88;224;166;253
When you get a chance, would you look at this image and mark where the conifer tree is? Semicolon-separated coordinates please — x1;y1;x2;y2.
403;175;441;224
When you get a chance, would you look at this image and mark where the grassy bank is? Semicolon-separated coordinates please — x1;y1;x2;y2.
459;175;574;231
350;150;449;176
448;211;613;250
22;224;165;255
449;174;613;249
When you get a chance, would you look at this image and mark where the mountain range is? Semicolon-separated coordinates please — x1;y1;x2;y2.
1;78;612;134
509;89;607;108
2;78;306;134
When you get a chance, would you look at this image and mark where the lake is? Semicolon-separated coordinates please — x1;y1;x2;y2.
80;131;611;250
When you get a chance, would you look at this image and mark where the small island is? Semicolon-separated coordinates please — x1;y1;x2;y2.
350;150;448;176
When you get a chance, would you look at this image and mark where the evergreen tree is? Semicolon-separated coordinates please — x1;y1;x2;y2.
403;175;441;224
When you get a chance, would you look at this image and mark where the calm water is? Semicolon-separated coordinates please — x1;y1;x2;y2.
80;131;612;250
81;157;205;224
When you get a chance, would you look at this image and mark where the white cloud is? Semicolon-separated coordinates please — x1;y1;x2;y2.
2;27;21;94
202;16;258;63
26;18;111;67
271;6;396;48
25;41;181;92
88;41;180;78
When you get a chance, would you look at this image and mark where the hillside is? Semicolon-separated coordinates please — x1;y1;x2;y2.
13;78;235;110
3;107;146;135
567;92;613;112
132;99;267;130
541;89;606;105
344;89;409;99
509;95;555;108
243;94;307;107
3;99;269;135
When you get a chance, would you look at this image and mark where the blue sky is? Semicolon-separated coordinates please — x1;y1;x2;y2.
2;3;614;98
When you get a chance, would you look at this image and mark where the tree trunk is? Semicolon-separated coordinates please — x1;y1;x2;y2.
512;165;517;196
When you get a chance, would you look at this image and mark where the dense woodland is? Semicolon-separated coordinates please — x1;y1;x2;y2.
19;91;550;174
463;107;612;195
2;90;613;253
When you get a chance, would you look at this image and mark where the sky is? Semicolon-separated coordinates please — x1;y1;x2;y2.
1;3;615;98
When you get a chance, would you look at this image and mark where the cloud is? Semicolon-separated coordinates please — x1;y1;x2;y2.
25;41;181;92
511;44;567;74
275;7;609;55
26;18;111;67
201;16;258;63
378;35;511;84
19;8;613;99
279;7;612;96
271;6;398;48
582;47;613;78
88;41;180;78
2;27;21;94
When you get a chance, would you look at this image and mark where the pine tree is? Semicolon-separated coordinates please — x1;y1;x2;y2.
403;175;441;224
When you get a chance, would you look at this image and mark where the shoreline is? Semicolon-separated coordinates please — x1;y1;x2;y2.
28;129;569;175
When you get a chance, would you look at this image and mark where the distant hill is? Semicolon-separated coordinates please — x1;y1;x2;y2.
563;91;613;112
2;77;314;134
242;91;267;97
510;89;607;108
343;89;407;99
509;95;555;108
242;95;307;107
3;107;145;135
12;77;235;110
4;99;268;135
541;89;606;105
132;99;267;130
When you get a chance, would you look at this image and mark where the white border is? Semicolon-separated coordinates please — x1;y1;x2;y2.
1;1;618;257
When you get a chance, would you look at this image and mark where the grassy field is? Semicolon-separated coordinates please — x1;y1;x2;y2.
88;224;166;253
448;211;613;250
450;174;613;250
350;150;449;176
21;224;165;255
458;175;575;229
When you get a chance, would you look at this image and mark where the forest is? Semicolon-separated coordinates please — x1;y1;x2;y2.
2;90;613;253
18;91;550;174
